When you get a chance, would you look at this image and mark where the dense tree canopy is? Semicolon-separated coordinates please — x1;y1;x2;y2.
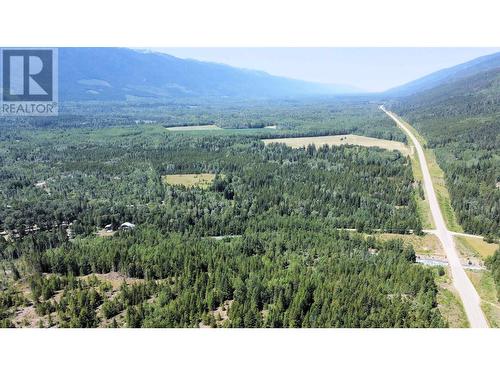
0;101;443;328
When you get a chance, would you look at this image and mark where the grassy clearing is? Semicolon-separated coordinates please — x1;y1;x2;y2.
96;229;116;238
454;237;484;266
436;268;469;328
466;270;500;327
262;134;411;156
481;303;500;328
455;236;499;260
409;146;435;229
396;118;463;232
162;173;216;188
165;125;221;131
373;233;443;257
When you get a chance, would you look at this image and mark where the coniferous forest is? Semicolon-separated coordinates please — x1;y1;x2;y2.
2;83;499;328
0;101;449;328
389;69;500;239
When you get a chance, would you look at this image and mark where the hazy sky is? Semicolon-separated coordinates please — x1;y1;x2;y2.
154;48;500;92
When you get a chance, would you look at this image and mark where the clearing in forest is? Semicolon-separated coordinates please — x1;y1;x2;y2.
165;125;221;131
262;134;411;156
455;236;499;260
163;173;216;188
374;233;444;257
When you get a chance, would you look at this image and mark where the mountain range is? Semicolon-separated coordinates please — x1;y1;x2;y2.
384;51;500;97
58;48;356;101
386;52;500;116
56;48;500;102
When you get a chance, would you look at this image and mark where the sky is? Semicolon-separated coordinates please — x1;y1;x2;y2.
154;48;500;92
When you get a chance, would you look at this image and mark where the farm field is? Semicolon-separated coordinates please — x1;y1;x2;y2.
262;134;411;156
162;173;216;188
165;125;221;131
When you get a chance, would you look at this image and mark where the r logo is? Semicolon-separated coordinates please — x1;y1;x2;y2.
2;49;54;101
1;48;58;116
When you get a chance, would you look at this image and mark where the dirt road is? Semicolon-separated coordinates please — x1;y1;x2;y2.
381;106;488;328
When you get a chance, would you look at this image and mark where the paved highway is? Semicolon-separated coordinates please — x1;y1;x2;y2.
381;106;488;328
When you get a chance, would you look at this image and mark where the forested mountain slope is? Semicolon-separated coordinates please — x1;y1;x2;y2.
58;48;345;101
389;68;500;238
386;51;500;97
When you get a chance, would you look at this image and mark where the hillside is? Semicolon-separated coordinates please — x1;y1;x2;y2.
388;63;500;238
385;51;500;97
58;48;345;101
391;67;500;116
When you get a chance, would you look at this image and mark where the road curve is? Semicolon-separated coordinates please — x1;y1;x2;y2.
381;106;489;328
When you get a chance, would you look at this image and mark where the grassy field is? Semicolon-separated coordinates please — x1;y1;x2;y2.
162;173;216;188
409;145;435;229
455;236;499;260
396;118;463;232
165;125;221;131
436;268;469;328
373;233;443;257
262;134;411;156
466;270;500;327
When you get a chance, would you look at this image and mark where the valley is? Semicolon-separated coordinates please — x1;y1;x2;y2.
0;48;499;329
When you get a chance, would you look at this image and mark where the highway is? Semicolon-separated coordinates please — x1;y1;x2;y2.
381;106;489;328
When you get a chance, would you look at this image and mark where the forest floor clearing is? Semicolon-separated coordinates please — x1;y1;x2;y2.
162;173;216;188
262;134;411;156
199;300;234;328
96;229;116;237
10;272;145;328
372;232;444;257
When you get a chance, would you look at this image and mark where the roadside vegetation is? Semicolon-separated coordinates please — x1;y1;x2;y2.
390;69;500;315
389;116;463;232
466;269;500;327
435;268;469;328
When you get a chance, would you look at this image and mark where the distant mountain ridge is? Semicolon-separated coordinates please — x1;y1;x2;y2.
58;48;355;101
385;51;500;97
388;64;500;117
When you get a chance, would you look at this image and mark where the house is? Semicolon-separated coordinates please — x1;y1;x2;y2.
119;222;136;231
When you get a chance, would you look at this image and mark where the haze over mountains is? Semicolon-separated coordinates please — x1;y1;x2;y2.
58;48;500;102
385;51;500;97
387;52;500;116
59;48;356;101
